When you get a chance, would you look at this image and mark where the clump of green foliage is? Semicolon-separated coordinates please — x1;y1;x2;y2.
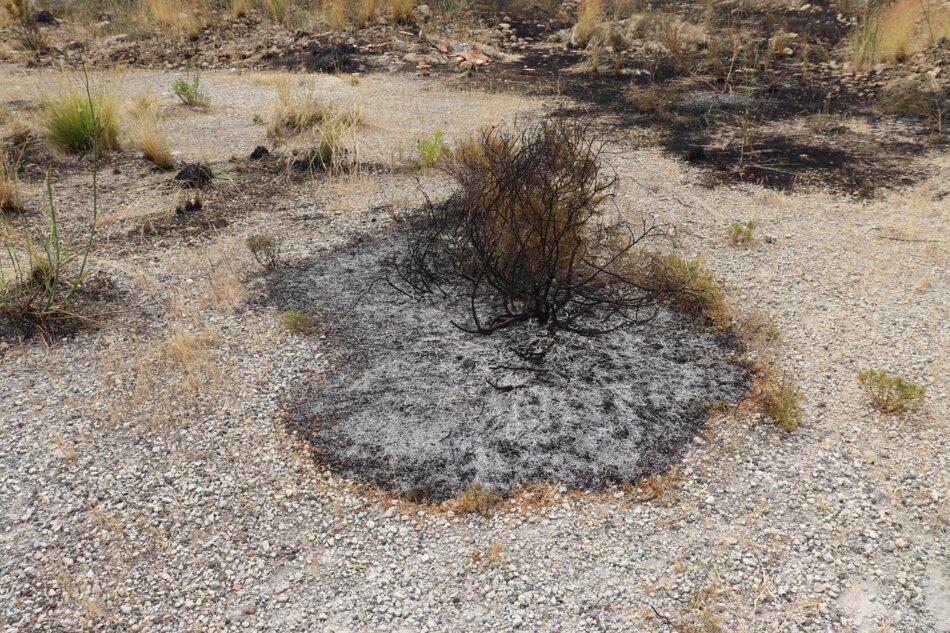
416;129;449;168
857;369;925;413
245;233;281;270
278;308;323;335
172;70;211;107
42;82;120;153
727;220;757;245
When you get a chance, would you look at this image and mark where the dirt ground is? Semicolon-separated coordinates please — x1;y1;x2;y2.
0;63;948;632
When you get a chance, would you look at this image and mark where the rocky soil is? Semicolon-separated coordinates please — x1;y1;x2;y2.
0;36;947;633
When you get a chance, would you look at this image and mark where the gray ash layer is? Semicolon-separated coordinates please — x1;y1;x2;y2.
279;235;750;501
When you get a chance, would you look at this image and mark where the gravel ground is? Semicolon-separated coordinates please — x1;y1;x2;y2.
1;67;948;632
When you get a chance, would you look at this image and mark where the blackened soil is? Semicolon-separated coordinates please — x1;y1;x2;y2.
277;233;750;502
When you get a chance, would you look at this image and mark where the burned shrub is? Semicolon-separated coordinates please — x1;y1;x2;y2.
392;121;671;335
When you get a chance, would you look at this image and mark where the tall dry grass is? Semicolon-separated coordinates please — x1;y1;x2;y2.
127;95;174;170
852;0;950;68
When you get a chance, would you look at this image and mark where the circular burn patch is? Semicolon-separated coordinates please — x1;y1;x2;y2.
279;235;749;502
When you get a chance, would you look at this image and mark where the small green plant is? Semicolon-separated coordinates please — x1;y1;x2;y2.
727;220;757;245
172;70;211;107
759;382;802;432
278;309;323;335
416;129;448;168
245;233;281;270
252;112;263;124
42;82;120;154
3;73;102;339
857;369;925;413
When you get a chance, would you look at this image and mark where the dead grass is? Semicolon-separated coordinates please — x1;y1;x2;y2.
623;466;682;506
389;0;414;24
126;94;174;170
640;253;731;328
627;83;679;113
448;482;503;515
0;146;24;212
852;0;950;68
575;0;604;47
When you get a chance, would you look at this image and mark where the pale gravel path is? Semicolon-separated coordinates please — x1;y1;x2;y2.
1;68;947;632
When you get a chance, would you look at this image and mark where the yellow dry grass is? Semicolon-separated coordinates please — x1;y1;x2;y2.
575;0;604;47
126;93;174;170
853;0;950;68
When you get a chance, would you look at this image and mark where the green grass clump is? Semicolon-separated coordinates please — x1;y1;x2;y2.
172;70;211;107
42;83;120;154
278;309;322;335
857;369;925;413
416;129;449;168
727;220;757;245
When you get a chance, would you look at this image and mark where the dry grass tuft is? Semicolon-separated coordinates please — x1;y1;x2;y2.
263;0;293;27
574;0;604;47
0;147;24;212
126;94;174;170
449;482;503;515
758;378;802;432
640;253;731;328
852;0;950;69
389;0;414;24
623;466;682;506
627;83;678;113
231;0;247;18
3;0;46;51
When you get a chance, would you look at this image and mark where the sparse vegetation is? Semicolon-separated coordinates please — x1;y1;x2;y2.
759;381;802;432
415;129;448;168
3;0;46;51
0;148;24;212
727;220;757;245
246;233;281;270
852;0;950;69
878;75;948;132
640;253;730;328
857;369;925;413
449;482;503;515
127;95;174;169
172;69;211;107
278;308;323;334
574;0;604;48
395;121;679;335
42;81;120;154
